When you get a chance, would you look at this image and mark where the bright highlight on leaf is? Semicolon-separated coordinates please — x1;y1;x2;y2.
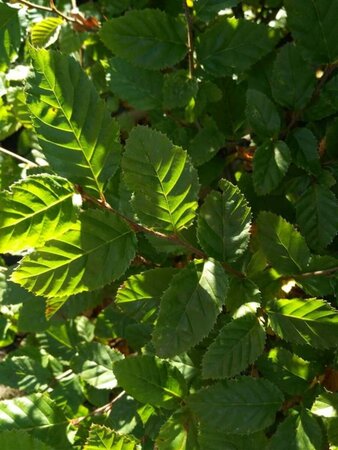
122;126;199;232
0;175;76;253
27;48;121;197
11;209;137;297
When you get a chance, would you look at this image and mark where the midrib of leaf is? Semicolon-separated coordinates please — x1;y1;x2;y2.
310;0;331;60
2;191;73;228
37;62;101;193
274;231;302;271
17;229;132;278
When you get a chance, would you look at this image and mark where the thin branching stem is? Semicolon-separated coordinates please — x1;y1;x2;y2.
0;146;38;167
183;0;194;78
15;0;76;23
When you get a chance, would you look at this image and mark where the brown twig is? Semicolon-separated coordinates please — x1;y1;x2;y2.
14;0;81;24
183;0;194;79
0;145;39;167
77;187;245;278
294;266;338;279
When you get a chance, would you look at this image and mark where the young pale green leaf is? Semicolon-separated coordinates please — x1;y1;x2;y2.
287;128;321;175
122;126;199;232
253;140;291;195
188;376;284;434
268;410;323;450
268;298;338;349
100;9;187;70
156;408;199;450
311;392;338;418
153;259;229;358
84;424;140;450
271;43;315;110
246;89;281;138
202;313;266;379
71;342;123;390
285;0;338;64
31;17;63;48
0;394;70;449
116;268;178;324
0;175;76;253
197;179;252;262
257;212;311;274
108;57;163;110
27;48;121;197
113;355;187;410
296;184;338;251
0;431;54;450
0;3;20;71
197;18;277;76
11;209;137;298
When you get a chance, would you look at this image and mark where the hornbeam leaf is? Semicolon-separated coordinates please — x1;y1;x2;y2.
296;184;338;251
113;355;187;410
0;175;77;253
71;342;123;390
156;408;199;450
199;427;268;450
268;410;323;450
188;376;284;434
0;394;70;449
0;3;21;71
100;9;187;70
202;313;266;379
246;89;281;138
285;0;338;64
27;48;121;197
0;431;54;450
122;126;199;232
84;424;140;450
197;179;252;262
116;268;179;324
11;209;137;298
152;260;229;358
257;212;311;274
268;298;338;349
253;141;291;195
31;17;63;48
197;18;277;76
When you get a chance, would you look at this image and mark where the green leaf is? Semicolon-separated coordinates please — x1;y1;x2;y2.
257;347;314;395
0;175;77;254
11;209;137;297
84;424;140;450
195;0;240;22
162;71;198;110
285;0;338;64
108;57;163;110
116;268;178;324
188;376;283;434
153;259;229;357
156;408;199;450
122;126;199;232
225;277;261;314
197;18;277;76
257;211;311;274
271;43;315;110
0;3;20;71
197;179;252;262
31;17;63;48
202;313;266;379
305;75;338;120
296;184;338;251
311;391;338;418
113;355;187;409
0;430;54;450
0;356;52;392
246;89;281;138
199;427;268;450
27;48;121;197
287;128;321;175
100;9;187;70
71;342;123;389
188;120;225;166
253;140;291;195
0;394;70;449
268;298;338;349
268;410;323;450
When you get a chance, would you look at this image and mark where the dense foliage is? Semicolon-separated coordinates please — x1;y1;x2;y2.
0;0;338;448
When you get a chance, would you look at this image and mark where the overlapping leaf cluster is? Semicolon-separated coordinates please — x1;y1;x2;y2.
0;0;338;449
